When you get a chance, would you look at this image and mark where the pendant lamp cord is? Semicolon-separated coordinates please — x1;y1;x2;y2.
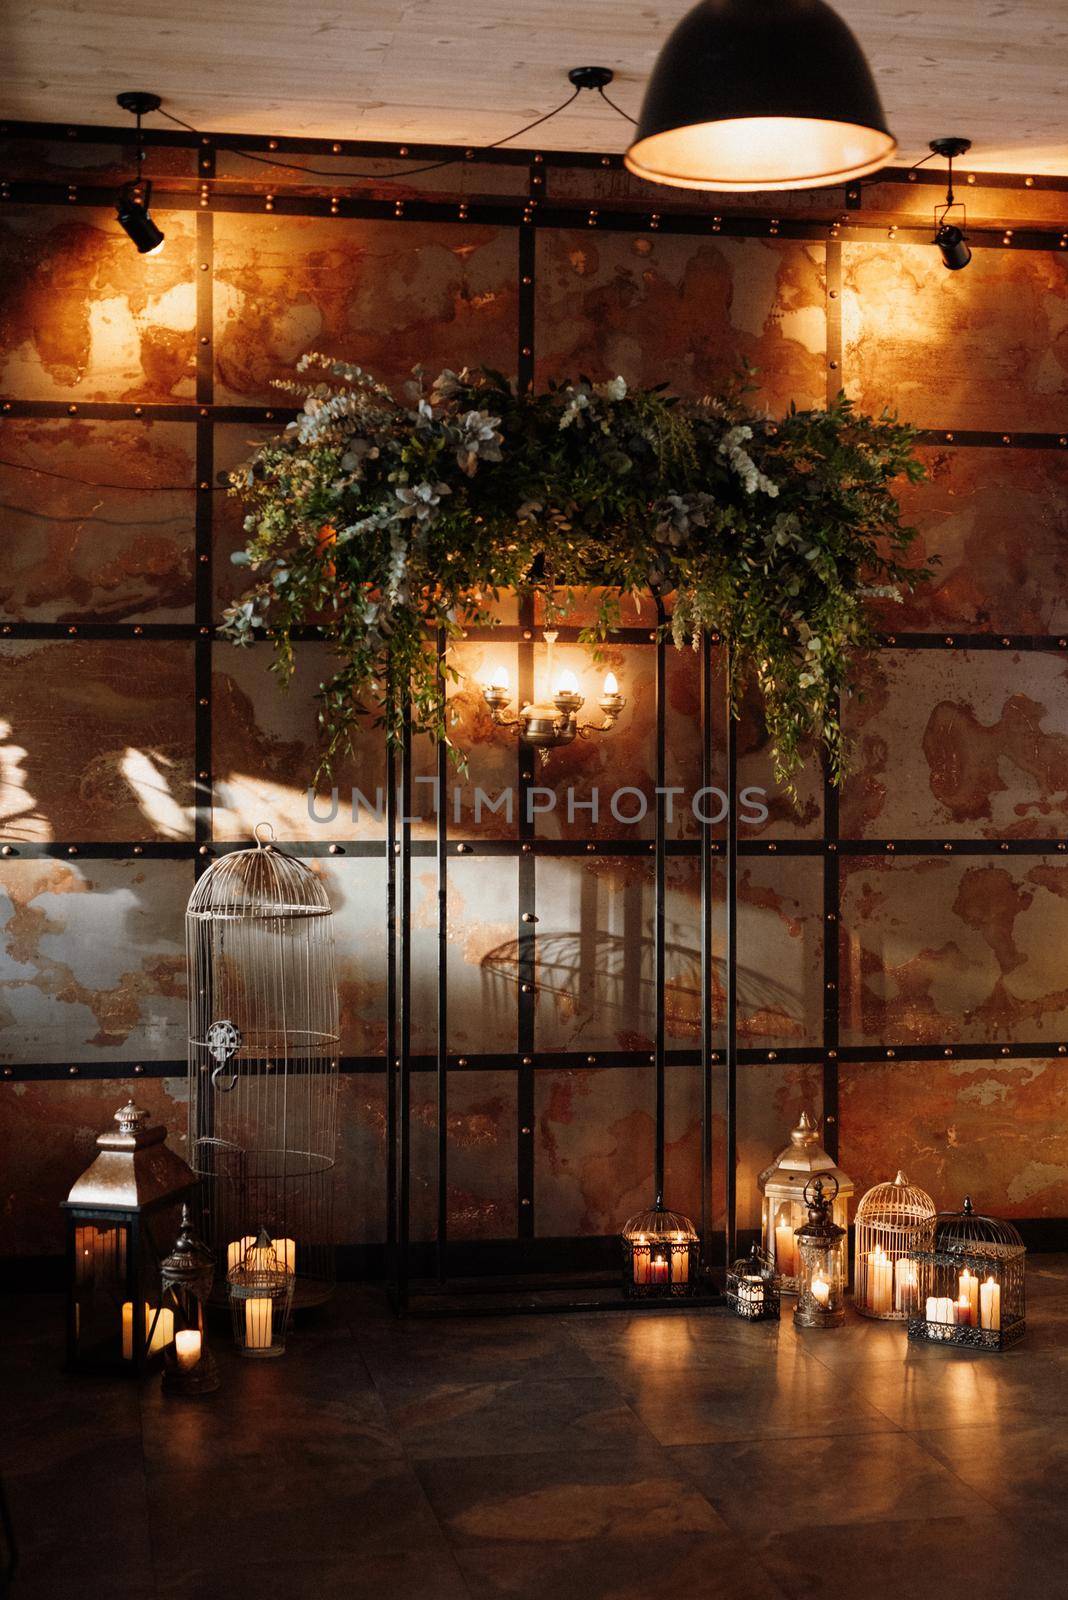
154;81;636;182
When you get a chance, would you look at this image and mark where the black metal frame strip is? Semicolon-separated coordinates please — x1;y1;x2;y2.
699;634;715;1282
193;204;214;862
724;653;739;1272
436;633;449;1283
653;599;667;1199
516;595;537;1243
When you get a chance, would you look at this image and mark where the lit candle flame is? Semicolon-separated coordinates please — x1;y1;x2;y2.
603;671;619;695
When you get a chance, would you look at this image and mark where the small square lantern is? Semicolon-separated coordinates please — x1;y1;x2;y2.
63;1100;195;1375
228;1228;295;1357
793;1176;848;1329
854;1171;936;1321
908;1197;1026;1352
621;1196;699;1297
160;1205;220;1397
759;1111;852;1292
726;1245;780;1322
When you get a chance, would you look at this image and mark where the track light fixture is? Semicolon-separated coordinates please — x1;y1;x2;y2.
930;136;972;271
625;0;895;192
116;91;165;254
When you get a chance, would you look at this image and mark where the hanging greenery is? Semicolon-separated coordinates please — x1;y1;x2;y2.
223;355;929;784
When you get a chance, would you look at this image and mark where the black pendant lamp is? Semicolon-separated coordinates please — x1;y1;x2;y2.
625;0;895;192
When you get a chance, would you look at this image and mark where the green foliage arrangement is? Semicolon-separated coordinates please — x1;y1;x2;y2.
223;356;928;784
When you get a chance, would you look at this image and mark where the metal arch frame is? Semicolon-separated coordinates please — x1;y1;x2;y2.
3;124;1068;1288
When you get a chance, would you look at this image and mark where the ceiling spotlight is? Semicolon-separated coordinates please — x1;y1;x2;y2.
930;137;972;271
116;91;165;255
625;0;895;192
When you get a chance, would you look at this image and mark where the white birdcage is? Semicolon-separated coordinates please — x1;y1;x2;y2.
187;824;340;1308
853;1171;936;1321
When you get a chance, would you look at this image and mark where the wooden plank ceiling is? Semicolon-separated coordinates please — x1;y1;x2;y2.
3;0;1067;175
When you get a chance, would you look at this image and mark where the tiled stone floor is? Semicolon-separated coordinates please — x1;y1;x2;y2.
4;1260;1068;1599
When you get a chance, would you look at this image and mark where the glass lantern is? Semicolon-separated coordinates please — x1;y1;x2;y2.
853;1171;936;1321
160;1205;220;1398
228;1228;295;1357
793;1176;848;1329
726;1244;780;1321
759;1111;852;1293
63;1100;195;1375
621;1196;700;1298
908;1197;1026;1352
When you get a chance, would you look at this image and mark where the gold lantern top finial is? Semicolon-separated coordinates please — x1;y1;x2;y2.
855;1171;936;1228
63;1101;195;1213
758;1111;853;1192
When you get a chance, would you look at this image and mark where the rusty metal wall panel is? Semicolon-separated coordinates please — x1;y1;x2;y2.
213;214;518;404
842;649;1068;840
532;856;822;1054
0;641;195;841
840;1057;1068;1218
535;231;826;412
0;206;196;401
843;243;1068;432
0;418;195;622
886;448;1068;635
0;1074;189;1256
840;855;1068;1046
0;859;190;1065
534;1065;655;1237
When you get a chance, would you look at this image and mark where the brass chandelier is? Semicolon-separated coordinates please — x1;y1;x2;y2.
480;631;626;761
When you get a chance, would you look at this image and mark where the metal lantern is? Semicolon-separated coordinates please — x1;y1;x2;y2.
793;1175;848;1329
908;1197;1026;1352
621;1196;700;1297
187;824;340;1308
159;1205;220;1398
853;1171;936;1321
227;1228;295;1358
726;1244;780;1322
63;1100;195;1375
759;1111;852;1292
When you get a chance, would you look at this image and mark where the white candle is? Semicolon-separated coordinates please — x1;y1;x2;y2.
671;1236;689;1285
868;1247;893;1315
811;1273;831;1308
774;1214;796;1279
122;1300;134;1361
739;1278;764;1312
894;1257;917;1312
271;1237;296;1275
980;1275;1001;1331
632;1235;649;1285
245;1298;273;1349
958;1268;979;1327
175;1329;202;1371
145;1305;174;1355
227;1235;256;1273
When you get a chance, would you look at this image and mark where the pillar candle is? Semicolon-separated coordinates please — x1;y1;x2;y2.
739;1278;764;1312
145;1305;174;1355
774;1215;796;1278
670;1239;690;1285
175;1329;202;1371
958;1268;979;1327
632;1237;649;1285
649;1255;669;1286
979;1275;1001;1332
245;1297;273;1349
811;1273;831;1308
894;1257;917;1313
227;1235;256;1273
122;1300;134;1361
272;1237;296;1275
868;1247;893;1315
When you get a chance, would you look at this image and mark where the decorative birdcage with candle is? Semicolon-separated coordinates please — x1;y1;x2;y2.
853;1172;936;1321
187;825;340;1310
159;1205;219;1397
726;1244;780;1322
63;1101;195;1375
759;1112;852;1292
793;1176;848;1329
621;1196;700;1297
908;1198;1026;1352
227;1228;295;1357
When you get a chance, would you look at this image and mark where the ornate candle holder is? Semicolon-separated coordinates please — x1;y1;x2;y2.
793;1176;848;1330
726;1245;780;1322
227;1228;295;1358
480;630;625;763
621;1196;700;1298
853;1171;936;1321
160;1205;220;1398
908;1198;1025;1352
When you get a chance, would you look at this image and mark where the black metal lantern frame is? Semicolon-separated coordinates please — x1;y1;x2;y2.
726;1245;781;1321
160;1206;220;1397
621;1199;701;1299
63;1103;195;1376
907;1203;1026;1352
